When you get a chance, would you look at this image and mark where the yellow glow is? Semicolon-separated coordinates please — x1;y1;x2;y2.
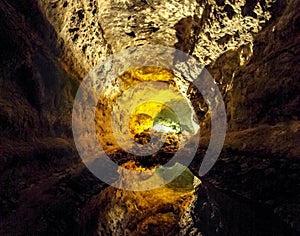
129;101;173;135
130;66;175;82
131;101;165;120
129;113;153;135
99;161;199;235
95;66;194;153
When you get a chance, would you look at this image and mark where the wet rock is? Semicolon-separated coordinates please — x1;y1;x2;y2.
81;165;198;235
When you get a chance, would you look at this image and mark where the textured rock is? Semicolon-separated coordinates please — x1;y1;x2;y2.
0;0;103;235
227;0;300;130
0;0;77;139
202;0;300;230
91;66;197;155
37;0;277;77
0;0;299;235
81;164;198;235
38;0;112;78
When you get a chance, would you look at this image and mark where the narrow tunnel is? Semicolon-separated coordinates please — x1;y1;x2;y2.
0;0;299;235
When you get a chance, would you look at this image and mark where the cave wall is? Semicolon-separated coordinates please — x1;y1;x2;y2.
228;0;300;129
0;1;105;234
34;0;300;140
35;0;300;139
0;0;77;140
191;0;300;156
0;0;299;235
37;0;276;76
2;1;297;153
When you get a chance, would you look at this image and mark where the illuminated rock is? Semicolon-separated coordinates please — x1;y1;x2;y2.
1;0;299;235
37;0;275;77
90;162;200;235
94;66;198;154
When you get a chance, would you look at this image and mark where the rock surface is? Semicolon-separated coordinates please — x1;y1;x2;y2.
81;164;197;236
0;0;299;235
37;0;277;76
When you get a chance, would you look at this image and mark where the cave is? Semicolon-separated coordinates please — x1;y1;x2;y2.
0;0;299;235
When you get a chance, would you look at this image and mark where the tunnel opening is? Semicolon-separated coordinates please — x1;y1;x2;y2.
95;66;200;170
